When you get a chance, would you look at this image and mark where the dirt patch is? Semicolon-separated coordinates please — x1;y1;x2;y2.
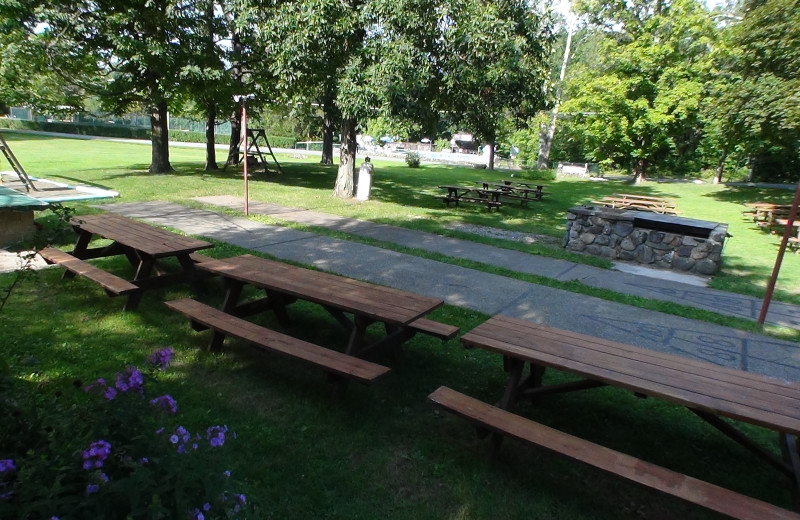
446;223;562;248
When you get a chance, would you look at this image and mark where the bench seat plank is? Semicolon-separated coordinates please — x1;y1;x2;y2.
40;247;139;296
406;318;459;341
166;298;390;385
429;386;800;520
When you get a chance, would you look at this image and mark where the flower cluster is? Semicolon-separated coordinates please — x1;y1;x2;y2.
4;347;251;518
114;366;144;394
0;459;15;501
147;347;173;370
0;460;15;473
207;425;228;448
85;366;144;401
149;394;178;414
81;440;111;470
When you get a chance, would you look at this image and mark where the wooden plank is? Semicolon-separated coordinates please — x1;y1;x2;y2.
407;318;460;341
71;214;212;257
429;386;800;520
198;255;443;325
460;316;800;435
165;298;390;384
466;316;800;416
40;247;139;296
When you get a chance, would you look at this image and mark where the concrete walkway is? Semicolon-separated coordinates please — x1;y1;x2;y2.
98;200;800;382
193;195;800;331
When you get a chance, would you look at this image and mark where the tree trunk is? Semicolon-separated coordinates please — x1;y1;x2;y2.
205;102;219;171
537;24;573;170
633;158;647;183
320;88;337;165
714;148;728;184
226;108;242;167
334;118;357;198
487;141;496;170
149;100;172;173
226;32;244;167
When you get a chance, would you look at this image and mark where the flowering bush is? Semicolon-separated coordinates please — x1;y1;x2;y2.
405;151;421;168
0;347;254;519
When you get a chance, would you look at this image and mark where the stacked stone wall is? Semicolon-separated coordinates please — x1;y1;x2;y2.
563;207;728;275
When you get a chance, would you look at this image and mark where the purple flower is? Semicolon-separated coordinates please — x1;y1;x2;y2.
148;347;174;370
206;425;228;448
0;460;15;473
190;508;205;520
203;502;211;511
170;435;179;444
237;493;246;505
0;490;14;501
223;470;231;478
81;440;111;470
139;457;149;465
149;394;178;414
86;484;99;495
103;386;117;401
115;366;144;394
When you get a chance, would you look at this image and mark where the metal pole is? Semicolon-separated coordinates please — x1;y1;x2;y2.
242;102;249;216
758;179;800;326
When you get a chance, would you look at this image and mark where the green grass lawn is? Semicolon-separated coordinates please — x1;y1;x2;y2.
2;131;799;518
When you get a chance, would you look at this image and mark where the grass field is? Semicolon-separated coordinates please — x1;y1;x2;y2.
1;131;799;519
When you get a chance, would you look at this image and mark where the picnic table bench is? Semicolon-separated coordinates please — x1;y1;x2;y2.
430;315;800;520
40;213;214;310
478;181;547;206
167;254;459;392
592;193;679;215
439;185;502;211
743;203;794;233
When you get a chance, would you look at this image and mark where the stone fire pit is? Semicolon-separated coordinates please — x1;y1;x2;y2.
564;206;729;275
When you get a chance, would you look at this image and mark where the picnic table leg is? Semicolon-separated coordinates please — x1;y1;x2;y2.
63;230;94;279
345;315;371;356
780;433;800;508
122;254;156;311
479;357;526;451
207;279;245;351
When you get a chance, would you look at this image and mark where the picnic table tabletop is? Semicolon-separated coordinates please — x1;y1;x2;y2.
196;254;447;357
71;213;213;258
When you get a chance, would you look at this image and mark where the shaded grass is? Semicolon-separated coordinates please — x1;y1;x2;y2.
1;257;792;519
2;131;799;517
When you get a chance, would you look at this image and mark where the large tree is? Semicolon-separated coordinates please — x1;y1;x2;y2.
438;0;553;170
708;0;800;182
564;0;715;181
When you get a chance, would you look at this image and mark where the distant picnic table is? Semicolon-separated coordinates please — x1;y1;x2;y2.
592;193;679;215
478;180;547;206
743;203;795;234
438;185;502;211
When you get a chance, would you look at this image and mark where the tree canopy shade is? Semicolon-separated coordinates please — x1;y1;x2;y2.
2;0;214;173
707;0;800;181
438;0;553;169
563;0;715;181
262;0;553;195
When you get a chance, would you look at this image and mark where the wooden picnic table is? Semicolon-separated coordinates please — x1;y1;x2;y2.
439;185;502;211
478;181;546;205
191;254;454;358
430;315;800;519
41;213;214;310
592;193;679;215
744;203;794;233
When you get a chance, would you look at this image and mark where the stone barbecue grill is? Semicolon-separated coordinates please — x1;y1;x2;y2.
564;206;729;275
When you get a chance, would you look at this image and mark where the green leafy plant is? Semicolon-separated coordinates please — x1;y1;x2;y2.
405;151;421;168
0;348;253;520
